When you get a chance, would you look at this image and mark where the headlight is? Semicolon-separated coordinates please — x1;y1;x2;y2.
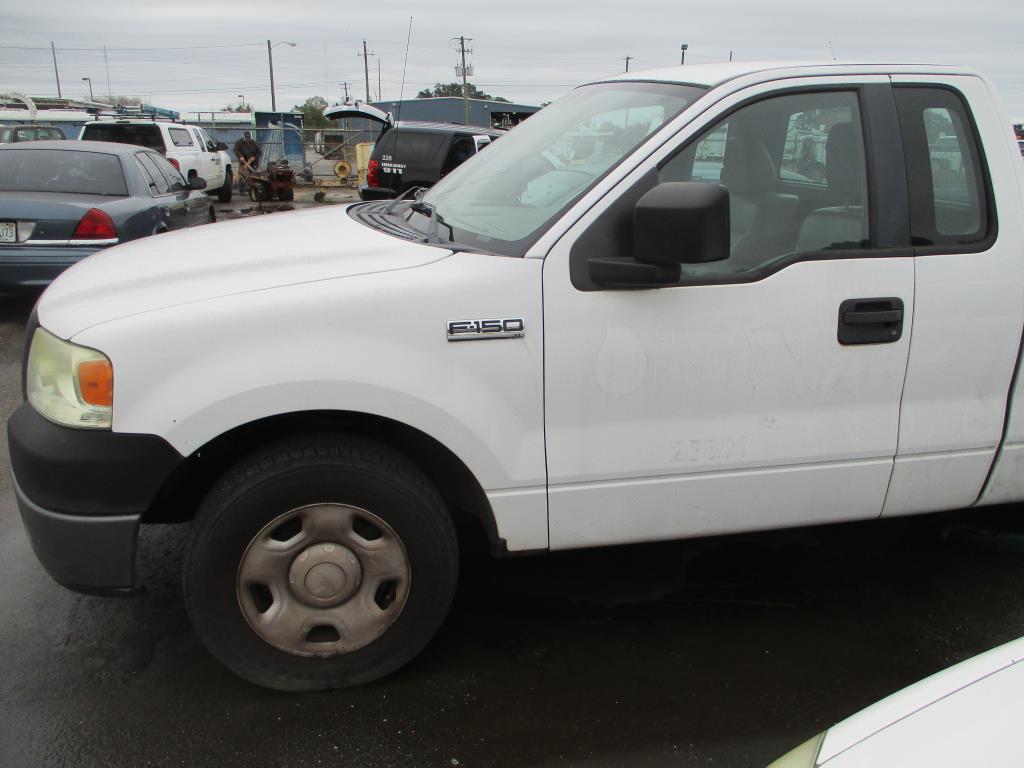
26;328;113;429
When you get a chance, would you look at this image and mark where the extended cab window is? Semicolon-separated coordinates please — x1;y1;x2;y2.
894;87;991;249
168;127;194;147
659;90;870;277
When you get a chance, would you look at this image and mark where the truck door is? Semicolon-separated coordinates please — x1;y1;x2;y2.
883;75;1024;514
543;78;916;549
195;127;224;185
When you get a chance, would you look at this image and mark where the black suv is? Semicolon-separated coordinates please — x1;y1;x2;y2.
324;103;503;201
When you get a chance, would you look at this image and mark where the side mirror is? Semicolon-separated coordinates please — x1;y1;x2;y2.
633;182;730;265
589;182;730;288
189;175;207;191
215;141;228;151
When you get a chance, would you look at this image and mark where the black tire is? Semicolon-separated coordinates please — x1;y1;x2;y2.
217;170;233;203
248;185;266;203
278;188;294;202
313;191;326;203
183;434;459;691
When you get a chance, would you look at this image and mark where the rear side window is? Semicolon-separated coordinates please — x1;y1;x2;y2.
0;149;127;195
81;123;164;152
149;153;187;189
136;152;173;194
168;127;194;147
894;87;991;249
388;131;446;164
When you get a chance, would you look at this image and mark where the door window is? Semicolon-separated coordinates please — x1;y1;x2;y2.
659;90;870;278
893;87;991;248
197;128;218;151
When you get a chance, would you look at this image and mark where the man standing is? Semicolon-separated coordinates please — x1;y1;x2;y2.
233;130;261;194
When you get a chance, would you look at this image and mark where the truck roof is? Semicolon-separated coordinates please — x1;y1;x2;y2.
599;61;981;89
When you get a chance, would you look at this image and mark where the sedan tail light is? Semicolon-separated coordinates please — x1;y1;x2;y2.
367;158;381;187
72;208;117;240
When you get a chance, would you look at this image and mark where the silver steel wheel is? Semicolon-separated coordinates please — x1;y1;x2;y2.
236;503;411;657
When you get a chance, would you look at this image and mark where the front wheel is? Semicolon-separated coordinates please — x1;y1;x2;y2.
183;435;459;691
217;170;233;203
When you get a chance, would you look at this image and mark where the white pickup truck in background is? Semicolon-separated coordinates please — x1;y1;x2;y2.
10;62;1024;691
79;118;234;202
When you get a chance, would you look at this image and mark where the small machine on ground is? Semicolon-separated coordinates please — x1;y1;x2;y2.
243;160;295;202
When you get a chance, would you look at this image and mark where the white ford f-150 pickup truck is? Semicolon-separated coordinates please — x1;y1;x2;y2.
9;62;1024;691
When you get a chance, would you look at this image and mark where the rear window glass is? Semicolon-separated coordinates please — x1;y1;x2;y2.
81;123;164;152
0;149;127;195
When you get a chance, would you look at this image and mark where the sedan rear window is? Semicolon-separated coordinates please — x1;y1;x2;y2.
0;149;127;196
81;123;164;152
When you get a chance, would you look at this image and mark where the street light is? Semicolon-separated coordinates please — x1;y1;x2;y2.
267;40;297;112
680;44;688;65
82;76;93;101
238;94;245;111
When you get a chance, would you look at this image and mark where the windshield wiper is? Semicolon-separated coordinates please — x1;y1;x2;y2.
384;185;426;215
409;201;454;245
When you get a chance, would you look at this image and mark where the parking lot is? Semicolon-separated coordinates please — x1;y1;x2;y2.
1;288;1023;767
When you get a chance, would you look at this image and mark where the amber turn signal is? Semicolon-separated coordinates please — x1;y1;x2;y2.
78;360;113;407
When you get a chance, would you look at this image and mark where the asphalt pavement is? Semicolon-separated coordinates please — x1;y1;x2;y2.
2;274;1024;767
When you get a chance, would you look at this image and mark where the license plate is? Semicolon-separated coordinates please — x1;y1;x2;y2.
0;222;15;243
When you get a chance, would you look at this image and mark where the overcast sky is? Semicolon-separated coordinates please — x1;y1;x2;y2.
5;0;1023;119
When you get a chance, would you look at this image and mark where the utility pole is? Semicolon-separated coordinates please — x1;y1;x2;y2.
103;45;111;101
267;40;276;111
358;40;374;102
378;59;382;101
623;55;633;72
50;42;62;98
342;82;349;103
453;35;473;125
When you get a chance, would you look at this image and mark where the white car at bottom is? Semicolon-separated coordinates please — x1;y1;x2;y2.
770;636;1024;767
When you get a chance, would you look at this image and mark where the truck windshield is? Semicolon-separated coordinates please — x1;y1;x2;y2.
411;81;705;256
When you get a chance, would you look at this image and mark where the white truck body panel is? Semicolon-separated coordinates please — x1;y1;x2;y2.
33;62;1024;553
57;238;548;551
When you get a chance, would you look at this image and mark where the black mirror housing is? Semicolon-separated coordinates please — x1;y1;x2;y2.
189;176;208;191
216;141;228;151
633;182;730;265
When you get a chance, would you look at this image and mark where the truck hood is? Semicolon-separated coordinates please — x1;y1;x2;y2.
37;204;450;339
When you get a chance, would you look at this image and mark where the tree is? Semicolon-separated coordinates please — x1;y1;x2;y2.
292;96;331;128
98;95;142;107
223;101;253;113
415;82;511;103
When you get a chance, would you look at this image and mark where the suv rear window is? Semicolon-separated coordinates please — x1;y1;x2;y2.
0;149;127;195
374;129;442;163
81;123;164;152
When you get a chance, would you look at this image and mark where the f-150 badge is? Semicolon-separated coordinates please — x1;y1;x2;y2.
447;318;525;342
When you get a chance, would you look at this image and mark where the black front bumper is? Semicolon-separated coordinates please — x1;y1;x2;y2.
8;403;185;595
